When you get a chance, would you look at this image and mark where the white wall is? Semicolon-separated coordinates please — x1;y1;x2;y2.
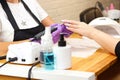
38;0;120;23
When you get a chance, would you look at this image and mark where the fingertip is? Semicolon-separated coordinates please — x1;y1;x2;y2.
62;19;71;22
64;23;70;26
61;20;65;22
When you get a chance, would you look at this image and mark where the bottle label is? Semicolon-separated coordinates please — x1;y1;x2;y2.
40;51;54;70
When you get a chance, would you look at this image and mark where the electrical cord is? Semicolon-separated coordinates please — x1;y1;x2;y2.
0;57;40;80
0;55;6;60
27;61;40;80
0;57;18;68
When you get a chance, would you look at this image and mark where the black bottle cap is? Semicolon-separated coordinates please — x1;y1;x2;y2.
58;33;66;47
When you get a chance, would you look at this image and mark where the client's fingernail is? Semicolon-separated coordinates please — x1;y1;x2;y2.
64;23;70;26
61;20;65;22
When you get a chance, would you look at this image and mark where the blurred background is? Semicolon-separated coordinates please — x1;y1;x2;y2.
38;0;120;23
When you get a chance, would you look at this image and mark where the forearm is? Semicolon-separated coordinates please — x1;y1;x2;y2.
89;28;120;55
41;16;54;27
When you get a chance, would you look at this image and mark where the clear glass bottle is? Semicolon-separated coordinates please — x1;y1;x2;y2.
40;27;54;70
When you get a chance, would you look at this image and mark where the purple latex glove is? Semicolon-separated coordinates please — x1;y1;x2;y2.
51;23;73;43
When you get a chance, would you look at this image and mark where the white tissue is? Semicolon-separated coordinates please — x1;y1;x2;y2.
66;37;100;58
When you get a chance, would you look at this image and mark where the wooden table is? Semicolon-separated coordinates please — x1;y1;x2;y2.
0;34;117;80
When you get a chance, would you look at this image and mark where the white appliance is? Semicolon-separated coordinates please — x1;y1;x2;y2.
107;9;120;20
6;42;41;64
89;17;120;38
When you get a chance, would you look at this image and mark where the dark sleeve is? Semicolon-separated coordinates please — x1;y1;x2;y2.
115;41;120;59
